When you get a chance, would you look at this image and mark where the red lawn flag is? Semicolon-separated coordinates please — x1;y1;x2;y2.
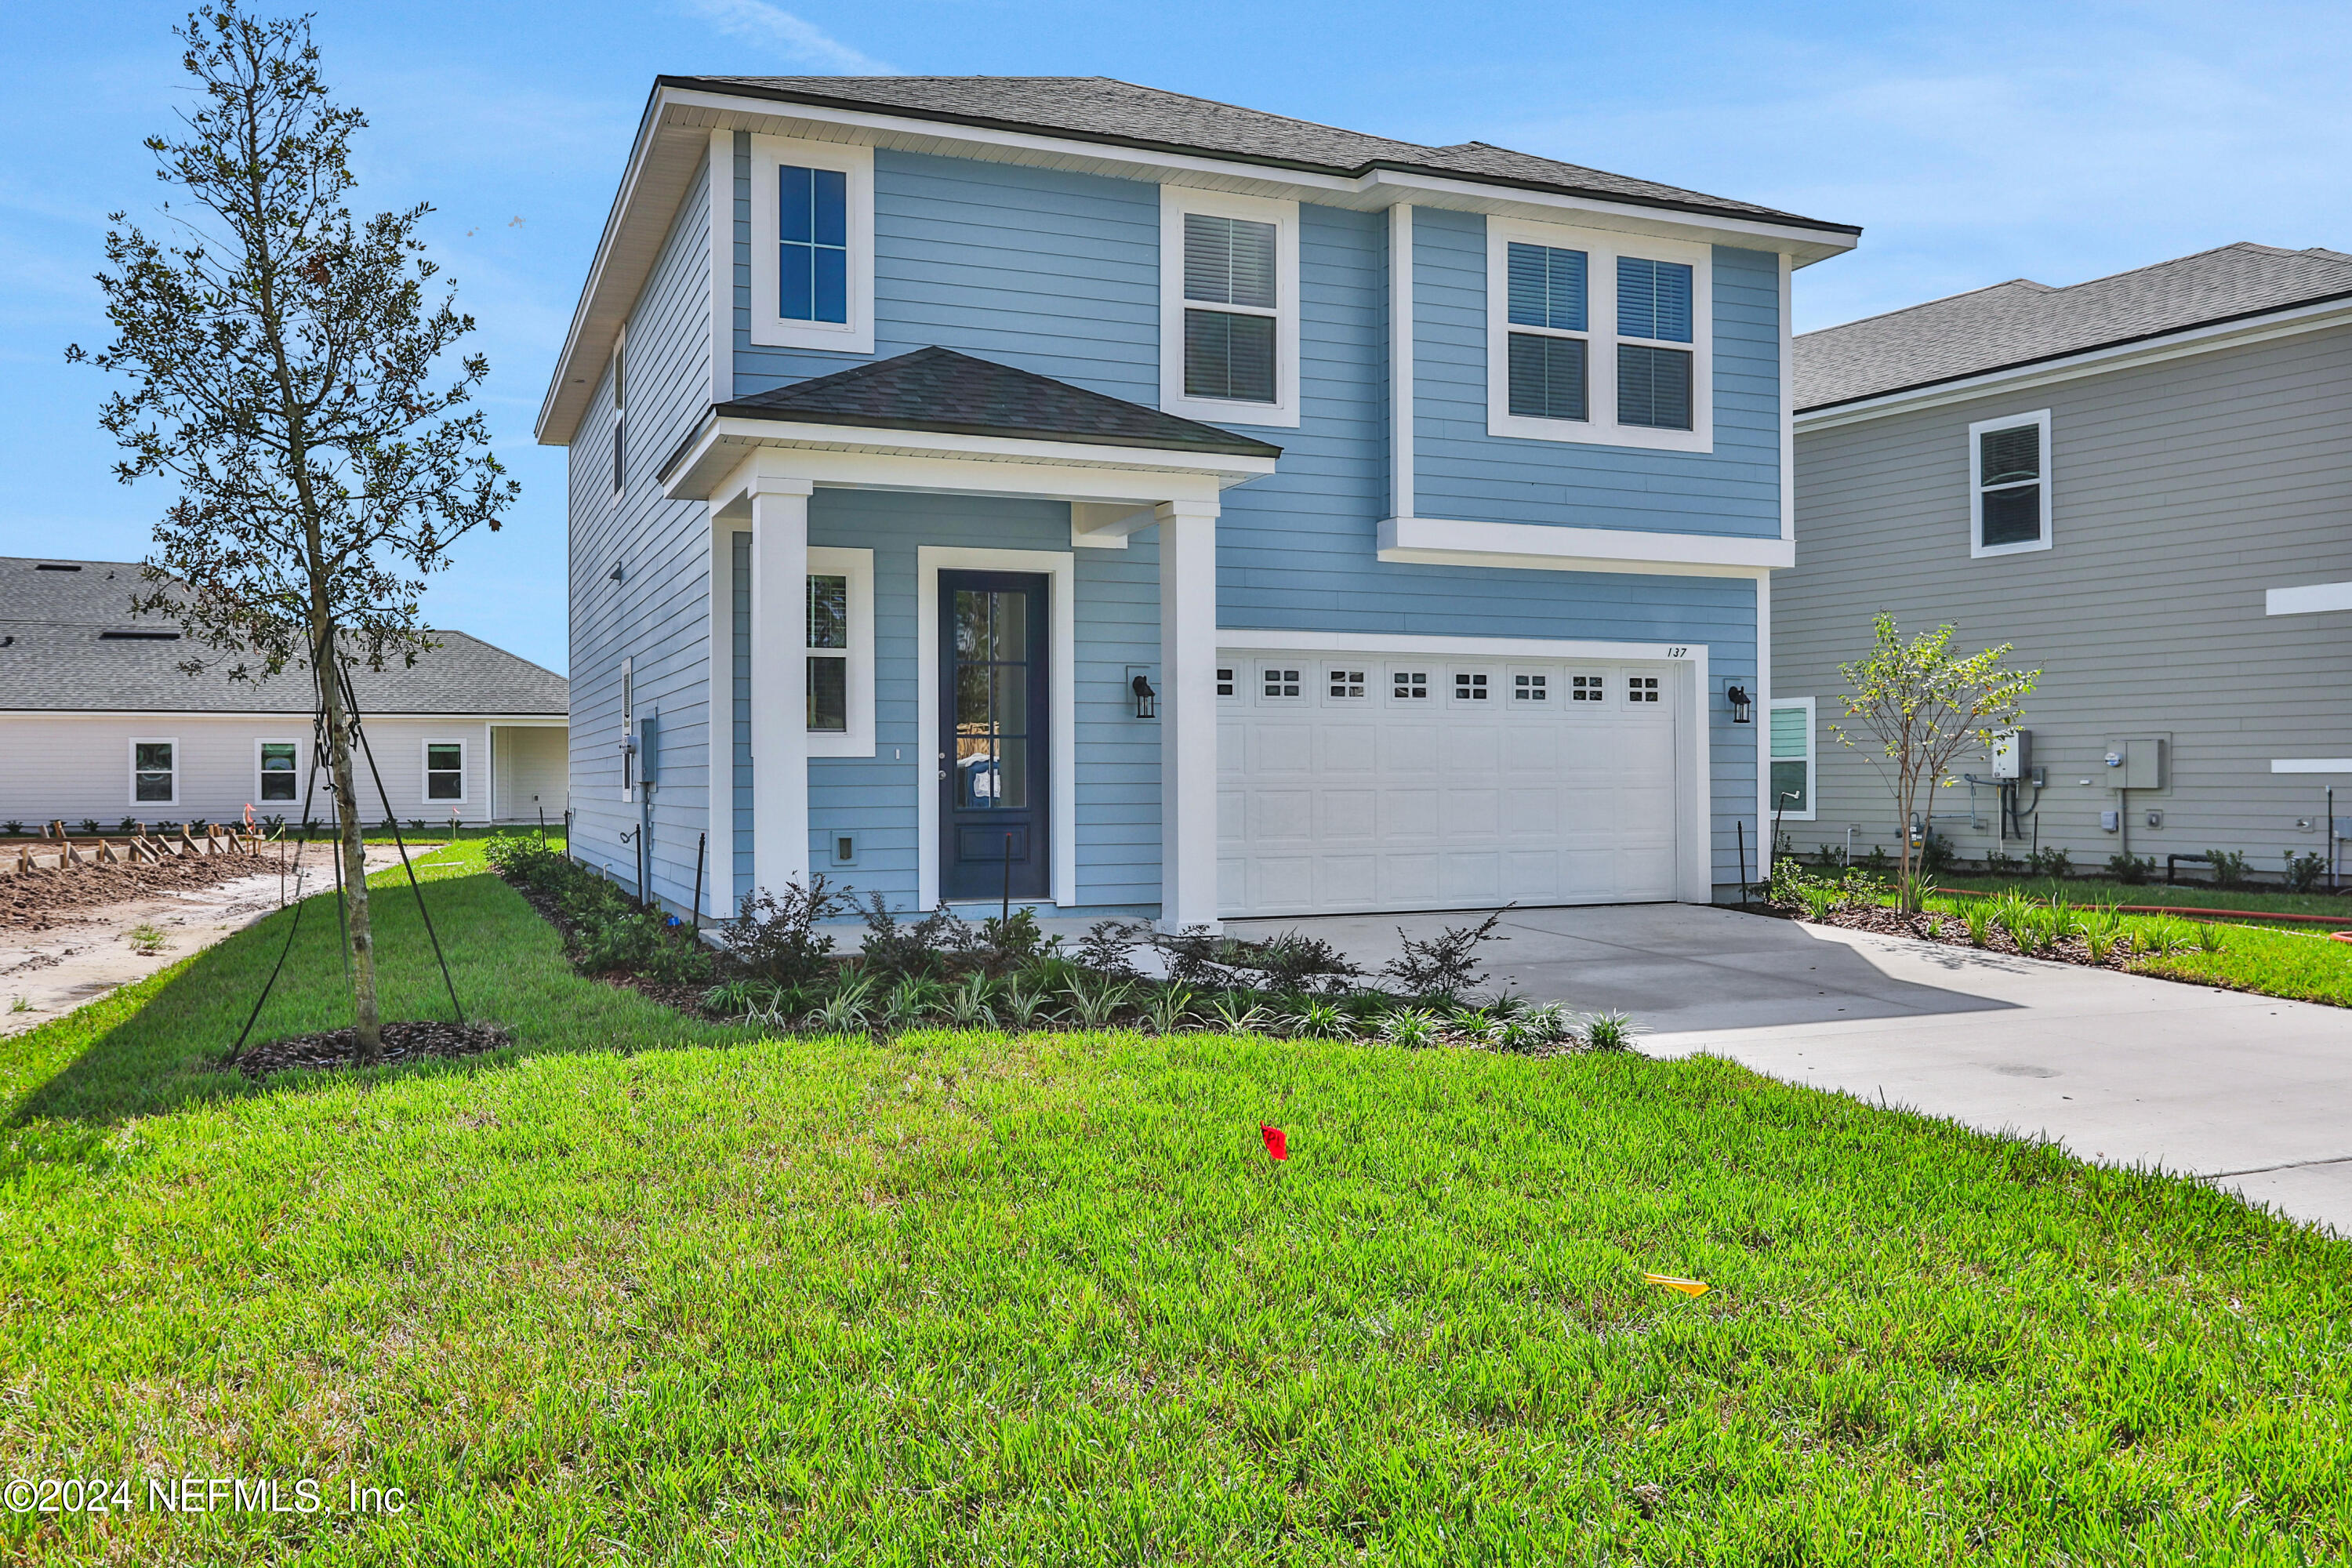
1259;1124;1288;1161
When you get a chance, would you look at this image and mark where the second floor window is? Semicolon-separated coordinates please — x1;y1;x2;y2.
1505;241;1589;422
779;164;849;324
1183;213;1278;404
1616;256;1694;431
1970;411;2052;557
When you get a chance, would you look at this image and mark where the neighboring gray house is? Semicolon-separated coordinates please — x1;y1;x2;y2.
1774;243;2352;879
0;556;571;829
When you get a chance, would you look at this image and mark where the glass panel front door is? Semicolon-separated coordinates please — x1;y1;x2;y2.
941;572;1049;900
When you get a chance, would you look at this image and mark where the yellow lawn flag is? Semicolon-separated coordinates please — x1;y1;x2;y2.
1643;1273;1709;1298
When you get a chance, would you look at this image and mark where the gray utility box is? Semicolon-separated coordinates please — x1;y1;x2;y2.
1991;728;2031;779
2101;736;2166;790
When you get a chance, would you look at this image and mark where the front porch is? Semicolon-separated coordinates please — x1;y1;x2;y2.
663;347;1280;930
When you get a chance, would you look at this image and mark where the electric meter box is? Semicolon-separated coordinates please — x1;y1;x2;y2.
1991;729;2031;779
2102;735;2166;790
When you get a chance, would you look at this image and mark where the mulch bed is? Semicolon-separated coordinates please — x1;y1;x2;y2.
229;1019;514;1078
504;878;723;1018
0;848;281;932
1769;902;2139;971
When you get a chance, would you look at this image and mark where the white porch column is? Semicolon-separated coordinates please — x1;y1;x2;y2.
1157;498;1221;931
750;477;811;895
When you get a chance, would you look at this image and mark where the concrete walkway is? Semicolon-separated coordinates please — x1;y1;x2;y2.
1232;903;2352;1235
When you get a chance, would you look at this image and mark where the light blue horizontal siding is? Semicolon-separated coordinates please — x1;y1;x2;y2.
568;148;715;913
1411;206;1781;538
805;489;1163;913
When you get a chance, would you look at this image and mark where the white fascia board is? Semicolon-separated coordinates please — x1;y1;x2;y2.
1214;627;1699;661
1797;296;2352;433
2271;759;2352;774
1377;514;1790;577
2267;581;2352;616
666;418;1276;503
1353;169;1857;264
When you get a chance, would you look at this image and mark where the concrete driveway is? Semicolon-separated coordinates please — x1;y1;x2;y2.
1232;902;2352;1235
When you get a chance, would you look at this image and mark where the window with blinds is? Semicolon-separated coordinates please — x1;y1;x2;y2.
1182;212;1278;403
1617;256;1694;430
1504;241;1590;422
1976;420;2045;550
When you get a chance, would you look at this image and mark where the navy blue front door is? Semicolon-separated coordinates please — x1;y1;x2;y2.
939;571;1050;901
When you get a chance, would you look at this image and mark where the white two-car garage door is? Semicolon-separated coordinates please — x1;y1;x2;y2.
1217;646;1690;919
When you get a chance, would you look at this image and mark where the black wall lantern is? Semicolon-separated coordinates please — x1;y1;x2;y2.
1726;684;1753;724
1130;673;1157;720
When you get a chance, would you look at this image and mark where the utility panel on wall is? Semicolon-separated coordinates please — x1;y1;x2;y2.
2101;736;2167;791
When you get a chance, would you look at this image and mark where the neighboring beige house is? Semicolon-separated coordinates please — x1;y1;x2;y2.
1777;244;2352;879
0;556;568;829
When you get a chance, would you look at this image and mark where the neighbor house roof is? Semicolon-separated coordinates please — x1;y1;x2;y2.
669;75;1860;236
1795;242;2352;412
0;557;568;717
706;346;1285;461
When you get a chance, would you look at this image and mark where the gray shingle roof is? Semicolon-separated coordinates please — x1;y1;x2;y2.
666;75;1858;236
711;346;1284;459
0;557;567;716
1796;243;2352;412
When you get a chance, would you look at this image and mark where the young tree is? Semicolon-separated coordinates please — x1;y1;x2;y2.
1832;613;2038;912
69;3;516;1055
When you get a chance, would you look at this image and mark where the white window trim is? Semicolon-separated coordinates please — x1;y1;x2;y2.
1159;186;1301;428
914;546;1078;910
747;133;876;356
423;738;468;808
254;737;303;811
1485;215;1713;454
129;735;179;810
1768;696;1817;822
806;546;875;758
1969;408;2053;558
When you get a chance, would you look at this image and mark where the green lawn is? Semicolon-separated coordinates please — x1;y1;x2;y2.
5;843;2350;1563
1936;873;2352;920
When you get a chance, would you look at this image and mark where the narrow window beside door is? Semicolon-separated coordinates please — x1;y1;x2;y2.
1769;699;1814;818
808;572;849;732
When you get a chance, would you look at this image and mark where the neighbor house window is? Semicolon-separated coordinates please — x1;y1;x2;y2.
1616;256;1694;430
258;740;300;804
1504;241;1589;422
425;741;465;804
807;547;874;757
748;136;873;354
130;738;177;806
1769;698;1815;820
1161;189;1299;425
1487;219;1711;452
1969;410;2053;557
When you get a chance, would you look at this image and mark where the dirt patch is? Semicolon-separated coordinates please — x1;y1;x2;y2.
0;850;282;932
229;1019;514;1078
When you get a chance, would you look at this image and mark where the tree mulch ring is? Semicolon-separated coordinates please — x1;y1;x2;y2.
229;1019;514;1077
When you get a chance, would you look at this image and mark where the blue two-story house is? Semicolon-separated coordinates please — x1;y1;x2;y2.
538;77;1859;928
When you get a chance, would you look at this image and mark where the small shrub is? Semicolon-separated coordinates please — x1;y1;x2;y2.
1918;829;1958;879
1376;1007;1442;1048
880;976;946;1032
1140;985;1195;1035
1287;997;1351;1040
1581;1011;1642;1051
1228;930;1363;994
1808;843;1849;873
1;822;23;836
1981;847;2022;876
1494;1002;1572;1053
407;818;425;833
1062;976;1131;1029
857;893;965;981
1798;885;1841;922
78;818;100;835
2107;853;2154;885
1381;909;1508;1000
977;908;1052;969
946;974;998;1029
1000;980;1048;1031
1205;992;1272;1034
1860;844;1893;877
1076;920;1145;980
2082;912;2123;965
1450;1006;1502;1045
2205;850;2250;890
2026;845;2072;879
722;877;851;986
1960;901;1994;947
814;971;878;1034
2285;851;2329;893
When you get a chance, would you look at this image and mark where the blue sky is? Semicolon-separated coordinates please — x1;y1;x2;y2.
5;0;2349;674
